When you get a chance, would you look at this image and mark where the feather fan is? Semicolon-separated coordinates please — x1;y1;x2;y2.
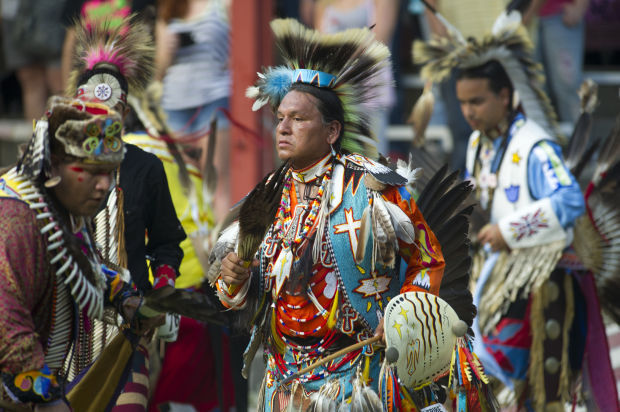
415;166;476;327
142;285;231;326
571;114;620;324
238;162;289;263
564;79;598;173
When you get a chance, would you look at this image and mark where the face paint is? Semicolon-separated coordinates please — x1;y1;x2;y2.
69;166;85;182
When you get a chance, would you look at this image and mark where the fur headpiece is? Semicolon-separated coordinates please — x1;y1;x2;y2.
246;18;391;156
17;97;124;180
67;14;155;106
412;7;558;137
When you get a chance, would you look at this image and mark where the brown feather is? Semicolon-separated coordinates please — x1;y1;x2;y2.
407;81;435;148
238;162;290;262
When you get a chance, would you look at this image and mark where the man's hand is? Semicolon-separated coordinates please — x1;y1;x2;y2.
122;296;165;335
374;317;385;344
220;252;254;286
477;223;509;252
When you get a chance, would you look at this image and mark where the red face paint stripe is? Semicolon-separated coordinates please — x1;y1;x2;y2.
69;166;84;173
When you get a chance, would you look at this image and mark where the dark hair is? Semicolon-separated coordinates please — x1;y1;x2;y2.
456;60;514;104
287;83;345;149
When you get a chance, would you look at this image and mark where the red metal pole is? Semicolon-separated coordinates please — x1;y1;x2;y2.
229;0;274;202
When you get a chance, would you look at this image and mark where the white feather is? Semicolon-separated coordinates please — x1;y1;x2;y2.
383;200;416;244
491;10;522;36
395;154;422;186
251;97;269;112
207;222;239;283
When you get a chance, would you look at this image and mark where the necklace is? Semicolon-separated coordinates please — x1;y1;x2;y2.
271;155;333;295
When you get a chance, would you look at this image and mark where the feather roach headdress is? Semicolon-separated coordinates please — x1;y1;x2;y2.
67;14;155;107
413;4;558;137
17;97;124;183
246;18;391;156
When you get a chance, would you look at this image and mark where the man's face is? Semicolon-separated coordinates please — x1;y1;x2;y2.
456;78;510;135
276;90;340;169
50;160;118;217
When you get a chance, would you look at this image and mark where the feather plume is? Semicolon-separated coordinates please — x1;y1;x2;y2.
67;14;155;98
407;81;435;148
238;163;289;262
564;79;598;172
395;154;423;187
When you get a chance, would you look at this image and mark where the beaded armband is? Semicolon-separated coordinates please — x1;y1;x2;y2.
153;264;177;289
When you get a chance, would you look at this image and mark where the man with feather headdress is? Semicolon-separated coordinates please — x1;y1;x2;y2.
414;3;619;410
63;14;189;410
210;18;494;411
0;96;162;410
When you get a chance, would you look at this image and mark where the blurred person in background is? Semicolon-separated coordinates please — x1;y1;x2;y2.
65;14;188;410
1;0;67;120
155;0;232;221
422;0;507;173
123;93;242;412
310;0;399;156
525;0;589;125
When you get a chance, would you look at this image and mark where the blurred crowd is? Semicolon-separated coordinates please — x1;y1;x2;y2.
1;1;619;171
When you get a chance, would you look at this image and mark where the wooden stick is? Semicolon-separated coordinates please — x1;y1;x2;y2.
279;335;383;385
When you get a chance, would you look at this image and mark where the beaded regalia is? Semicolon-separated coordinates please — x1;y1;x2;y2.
210;18;493;411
